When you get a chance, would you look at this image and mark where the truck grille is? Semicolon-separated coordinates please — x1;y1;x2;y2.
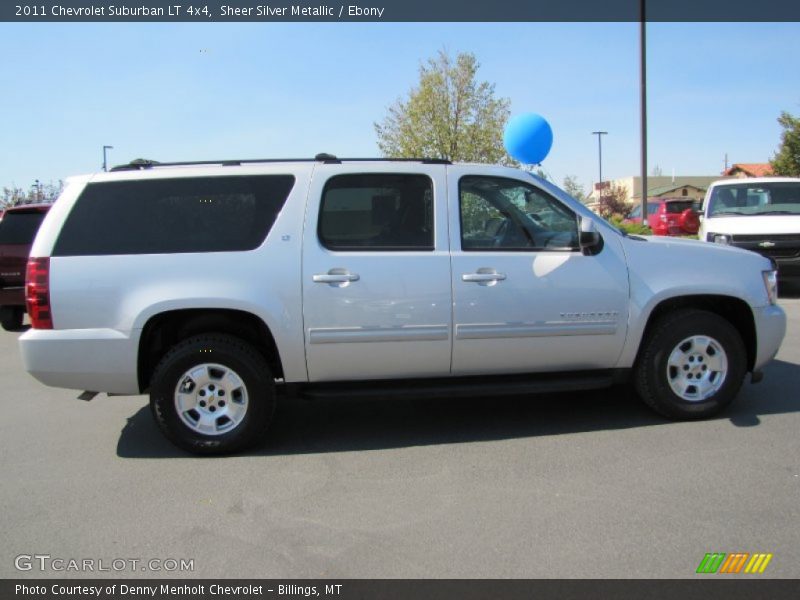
730;234;800;260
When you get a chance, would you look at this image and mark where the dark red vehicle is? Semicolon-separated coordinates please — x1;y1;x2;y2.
0;204;51;330
627;197;701;236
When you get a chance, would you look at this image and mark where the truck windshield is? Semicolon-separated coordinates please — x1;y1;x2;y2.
707;182;800;217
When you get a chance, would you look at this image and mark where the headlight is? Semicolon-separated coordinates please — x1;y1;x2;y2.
762;270;778;305
712;234;730;245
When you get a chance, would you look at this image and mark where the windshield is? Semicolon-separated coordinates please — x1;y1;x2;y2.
0;210;46;244
664;200;696;214
707;182;800;217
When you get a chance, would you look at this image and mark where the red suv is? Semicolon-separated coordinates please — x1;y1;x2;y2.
628;197;700;236
0;204;51;330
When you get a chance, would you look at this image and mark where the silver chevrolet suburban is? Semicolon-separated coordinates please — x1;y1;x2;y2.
19;156;787;454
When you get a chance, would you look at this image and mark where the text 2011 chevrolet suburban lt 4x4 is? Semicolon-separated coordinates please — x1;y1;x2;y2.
19;156;787;454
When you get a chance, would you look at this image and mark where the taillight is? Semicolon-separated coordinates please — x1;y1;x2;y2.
25;257;53;329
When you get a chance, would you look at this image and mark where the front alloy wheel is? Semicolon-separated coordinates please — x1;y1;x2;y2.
634;309;746;419
666;335;728;402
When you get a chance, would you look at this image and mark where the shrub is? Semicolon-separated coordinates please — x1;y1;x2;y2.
608;215;652;235
595;185;632;219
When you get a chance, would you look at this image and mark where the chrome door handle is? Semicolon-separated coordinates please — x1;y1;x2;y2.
462;272;506;283
313;271;360;284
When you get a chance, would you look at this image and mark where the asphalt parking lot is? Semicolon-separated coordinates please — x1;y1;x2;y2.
1;298;799;580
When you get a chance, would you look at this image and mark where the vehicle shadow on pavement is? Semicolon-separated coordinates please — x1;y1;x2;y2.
116;359;800;458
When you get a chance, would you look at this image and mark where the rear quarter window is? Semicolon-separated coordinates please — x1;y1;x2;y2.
665;201;694;214
52;175;295;256
0;211;47;244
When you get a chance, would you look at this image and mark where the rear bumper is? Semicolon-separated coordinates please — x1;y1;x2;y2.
0;286;24;306
752;304;787;372
18;327;141;394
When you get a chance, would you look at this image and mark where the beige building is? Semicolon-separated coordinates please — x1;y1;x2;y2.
589;175;729;203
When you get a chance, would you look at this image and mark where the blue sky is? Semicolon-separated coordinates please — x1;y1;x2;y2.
1;22;799;196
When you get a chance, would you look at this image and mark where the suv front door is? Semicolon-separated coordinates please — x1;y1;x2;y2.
448;167;630;375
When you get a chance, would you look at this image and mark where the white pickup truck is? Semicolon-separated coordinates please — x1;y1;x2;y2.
19;156;786;454
700;177;800;287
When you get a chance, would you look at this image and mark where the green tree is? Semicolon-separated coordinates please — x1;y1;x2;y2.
596;185;631;219
375;50;514;164
1;180;63;208
771;110;800;176
562;175;587;203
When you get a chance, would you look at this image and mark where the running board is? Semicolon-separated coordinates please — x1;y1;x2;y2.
297;370;627;401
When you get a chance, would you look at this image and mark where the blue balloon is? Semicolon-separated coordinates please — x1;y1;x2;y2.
503;113;553;165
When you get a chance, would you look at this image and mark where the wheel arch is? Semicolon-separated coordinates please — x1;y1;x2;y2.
635;295;756;372
137;308;284;393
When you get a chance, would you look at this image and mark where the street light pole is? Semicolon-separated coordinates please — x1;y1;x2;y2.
640;0;648;221
592;131;608;196
102;145;114;172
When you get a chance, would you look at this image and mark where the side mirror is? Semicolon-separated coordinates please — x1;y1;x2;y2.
579;217;603;255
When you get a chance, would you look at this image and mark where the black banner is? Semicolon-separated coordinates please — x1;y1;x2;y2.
2;0;800;22
3;579;800;600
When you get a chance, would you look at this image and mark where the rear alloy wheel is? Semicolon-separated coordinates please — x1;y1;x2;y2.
634;309;746;419
174;362;250;436
150;334;275;455
0;306;24;332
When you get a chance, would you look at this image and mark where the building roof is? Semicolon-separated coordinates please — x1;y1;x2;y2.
722;163;774;177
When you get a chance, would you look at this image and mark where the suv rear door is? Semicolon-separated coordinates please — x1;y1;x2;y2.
301;164;452;382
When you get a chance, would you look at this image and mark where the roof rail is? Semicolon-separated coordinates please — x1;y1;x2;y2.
109;154;451;171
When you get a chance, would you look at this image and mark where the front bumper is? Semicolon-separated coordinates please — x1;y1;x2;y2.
752;304;787;372
18;327;141;395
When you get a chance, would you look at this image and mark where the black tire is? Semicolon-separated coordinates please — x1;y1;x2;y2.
150;334;276;455
634;309;746;419
0;306;24;332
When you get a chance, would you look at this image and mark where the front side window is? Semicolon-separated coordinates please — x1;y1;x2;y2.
630;203;662;219
459;176;578;251
319;174;434;251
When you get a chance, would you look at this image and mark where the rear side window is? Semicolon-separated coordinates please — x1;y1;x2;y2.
53;175;294;256
664;201;694;214
0;211;47;244
318;174;434;251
